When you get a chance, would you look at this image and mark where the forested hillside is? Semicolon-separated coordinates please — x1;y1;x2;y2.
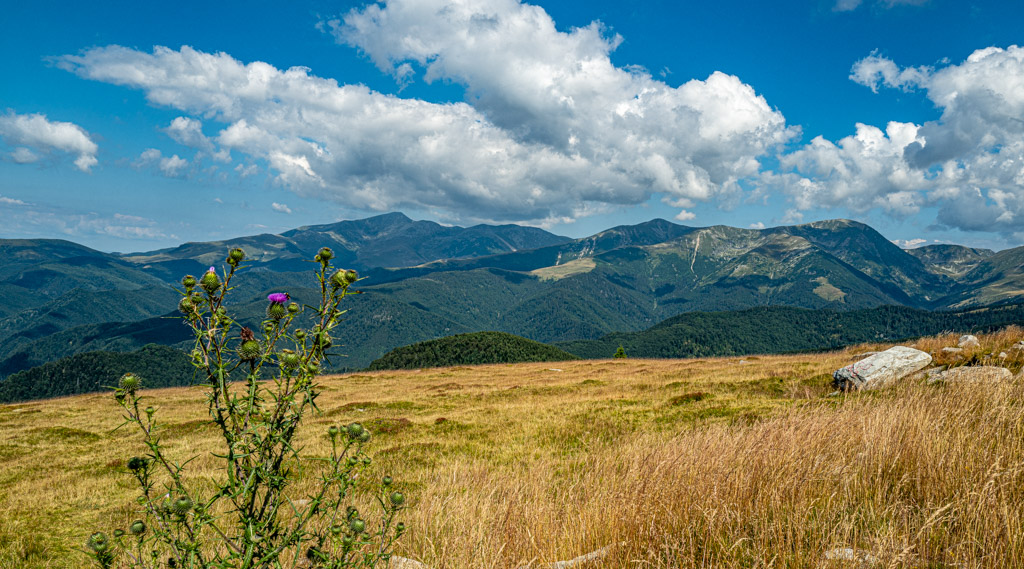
558;304;1024;359
0;345;194;403
366;331;579;370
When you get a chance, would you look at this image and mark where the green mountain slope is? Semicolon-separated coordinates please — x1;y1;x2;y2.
0;344;194;404
906;244;995;280
0;287;180;358
933;245;1024;308
366;331;579;370
558;304;1024;359
0;239;170;317
769;219;949;303
7;214;1024;396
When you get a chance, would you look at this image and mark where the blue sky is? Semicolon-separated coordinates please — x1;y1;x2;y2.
1;0;1023;252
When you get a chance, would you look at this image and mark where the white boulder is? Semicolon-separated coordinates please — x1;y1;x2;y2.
833;346;932;391
958;334;980;348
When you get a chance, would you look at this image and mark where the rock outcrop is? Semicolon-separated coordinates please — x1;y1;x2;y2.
926;366;1013;385
958;334;980;348
833;346;932;391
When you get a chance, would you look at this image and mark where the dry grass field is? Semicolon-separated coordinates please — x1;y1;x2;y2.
1;331;1023;568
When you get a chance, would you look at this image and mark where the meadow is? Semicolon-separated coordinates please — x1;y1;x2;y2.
1;331;1022;568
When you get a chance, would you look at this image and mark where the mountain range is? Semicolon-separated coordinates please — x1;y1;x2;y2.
1;212;1023;382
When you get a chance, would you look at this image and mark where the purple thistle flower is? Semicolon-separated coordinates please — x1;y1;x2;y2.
207;266;216;273
267;292;290;304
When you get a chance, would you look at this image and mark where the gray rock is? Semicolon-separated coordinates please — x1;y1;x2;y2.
958;334;980;348
515;544;618;569
1010;341;1024;352
907;366;945;382
999;352;1008;359
391;556;431;569
832;346;932;391
822;548;879;567
927;366;1013;385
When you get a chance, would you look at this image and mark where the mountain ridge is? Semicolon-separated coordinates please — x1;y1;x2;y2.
1;213;1024;380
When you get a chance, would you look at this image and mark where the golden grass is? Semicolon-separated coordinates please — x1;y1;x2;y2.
1;332;1023;568
528;258;597;281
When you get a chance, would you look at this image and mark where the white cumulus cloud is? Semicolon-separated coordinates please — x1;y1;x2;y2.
0;195;29;206
0;111;98;171
57;0;794;226
271;202;292;214
779;45;1024;236
892;238;927;248
135;147;189;178
849;53;930;93
834;0;929;12
165;116;213;150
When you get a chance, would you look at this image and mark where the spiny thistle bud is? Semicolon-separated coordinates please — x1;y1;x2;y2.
88;532;109;553
113;529;125;538
280;350;300;369
171;496;193;516
316;331;332;350
238;340;261;361
294;329;306;341
329;269;348;289
263;322;274;334
349;518;366;534
181;275;197;289
287;301;300;314
130;520;146;536
362;456;372;465
331;525;343;536
145;406;155;418
358;430;371;444
318;247;334;261
342;536;355;548
390;492;405;507
178;296;195;315
344;269;358;284
396;522;406;535
227;247;245;265
200;267;220;294
382;476;393;487
127;456;148;472
347;423;364;439
119;373;141;393
347;456;359;467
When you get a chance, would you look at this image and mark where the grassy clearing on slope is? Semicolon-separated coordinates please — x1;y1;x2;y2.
0;333;1022;568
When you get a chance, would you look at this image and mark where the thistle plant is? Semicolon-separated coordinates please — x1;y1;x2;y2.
90;247;405;568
